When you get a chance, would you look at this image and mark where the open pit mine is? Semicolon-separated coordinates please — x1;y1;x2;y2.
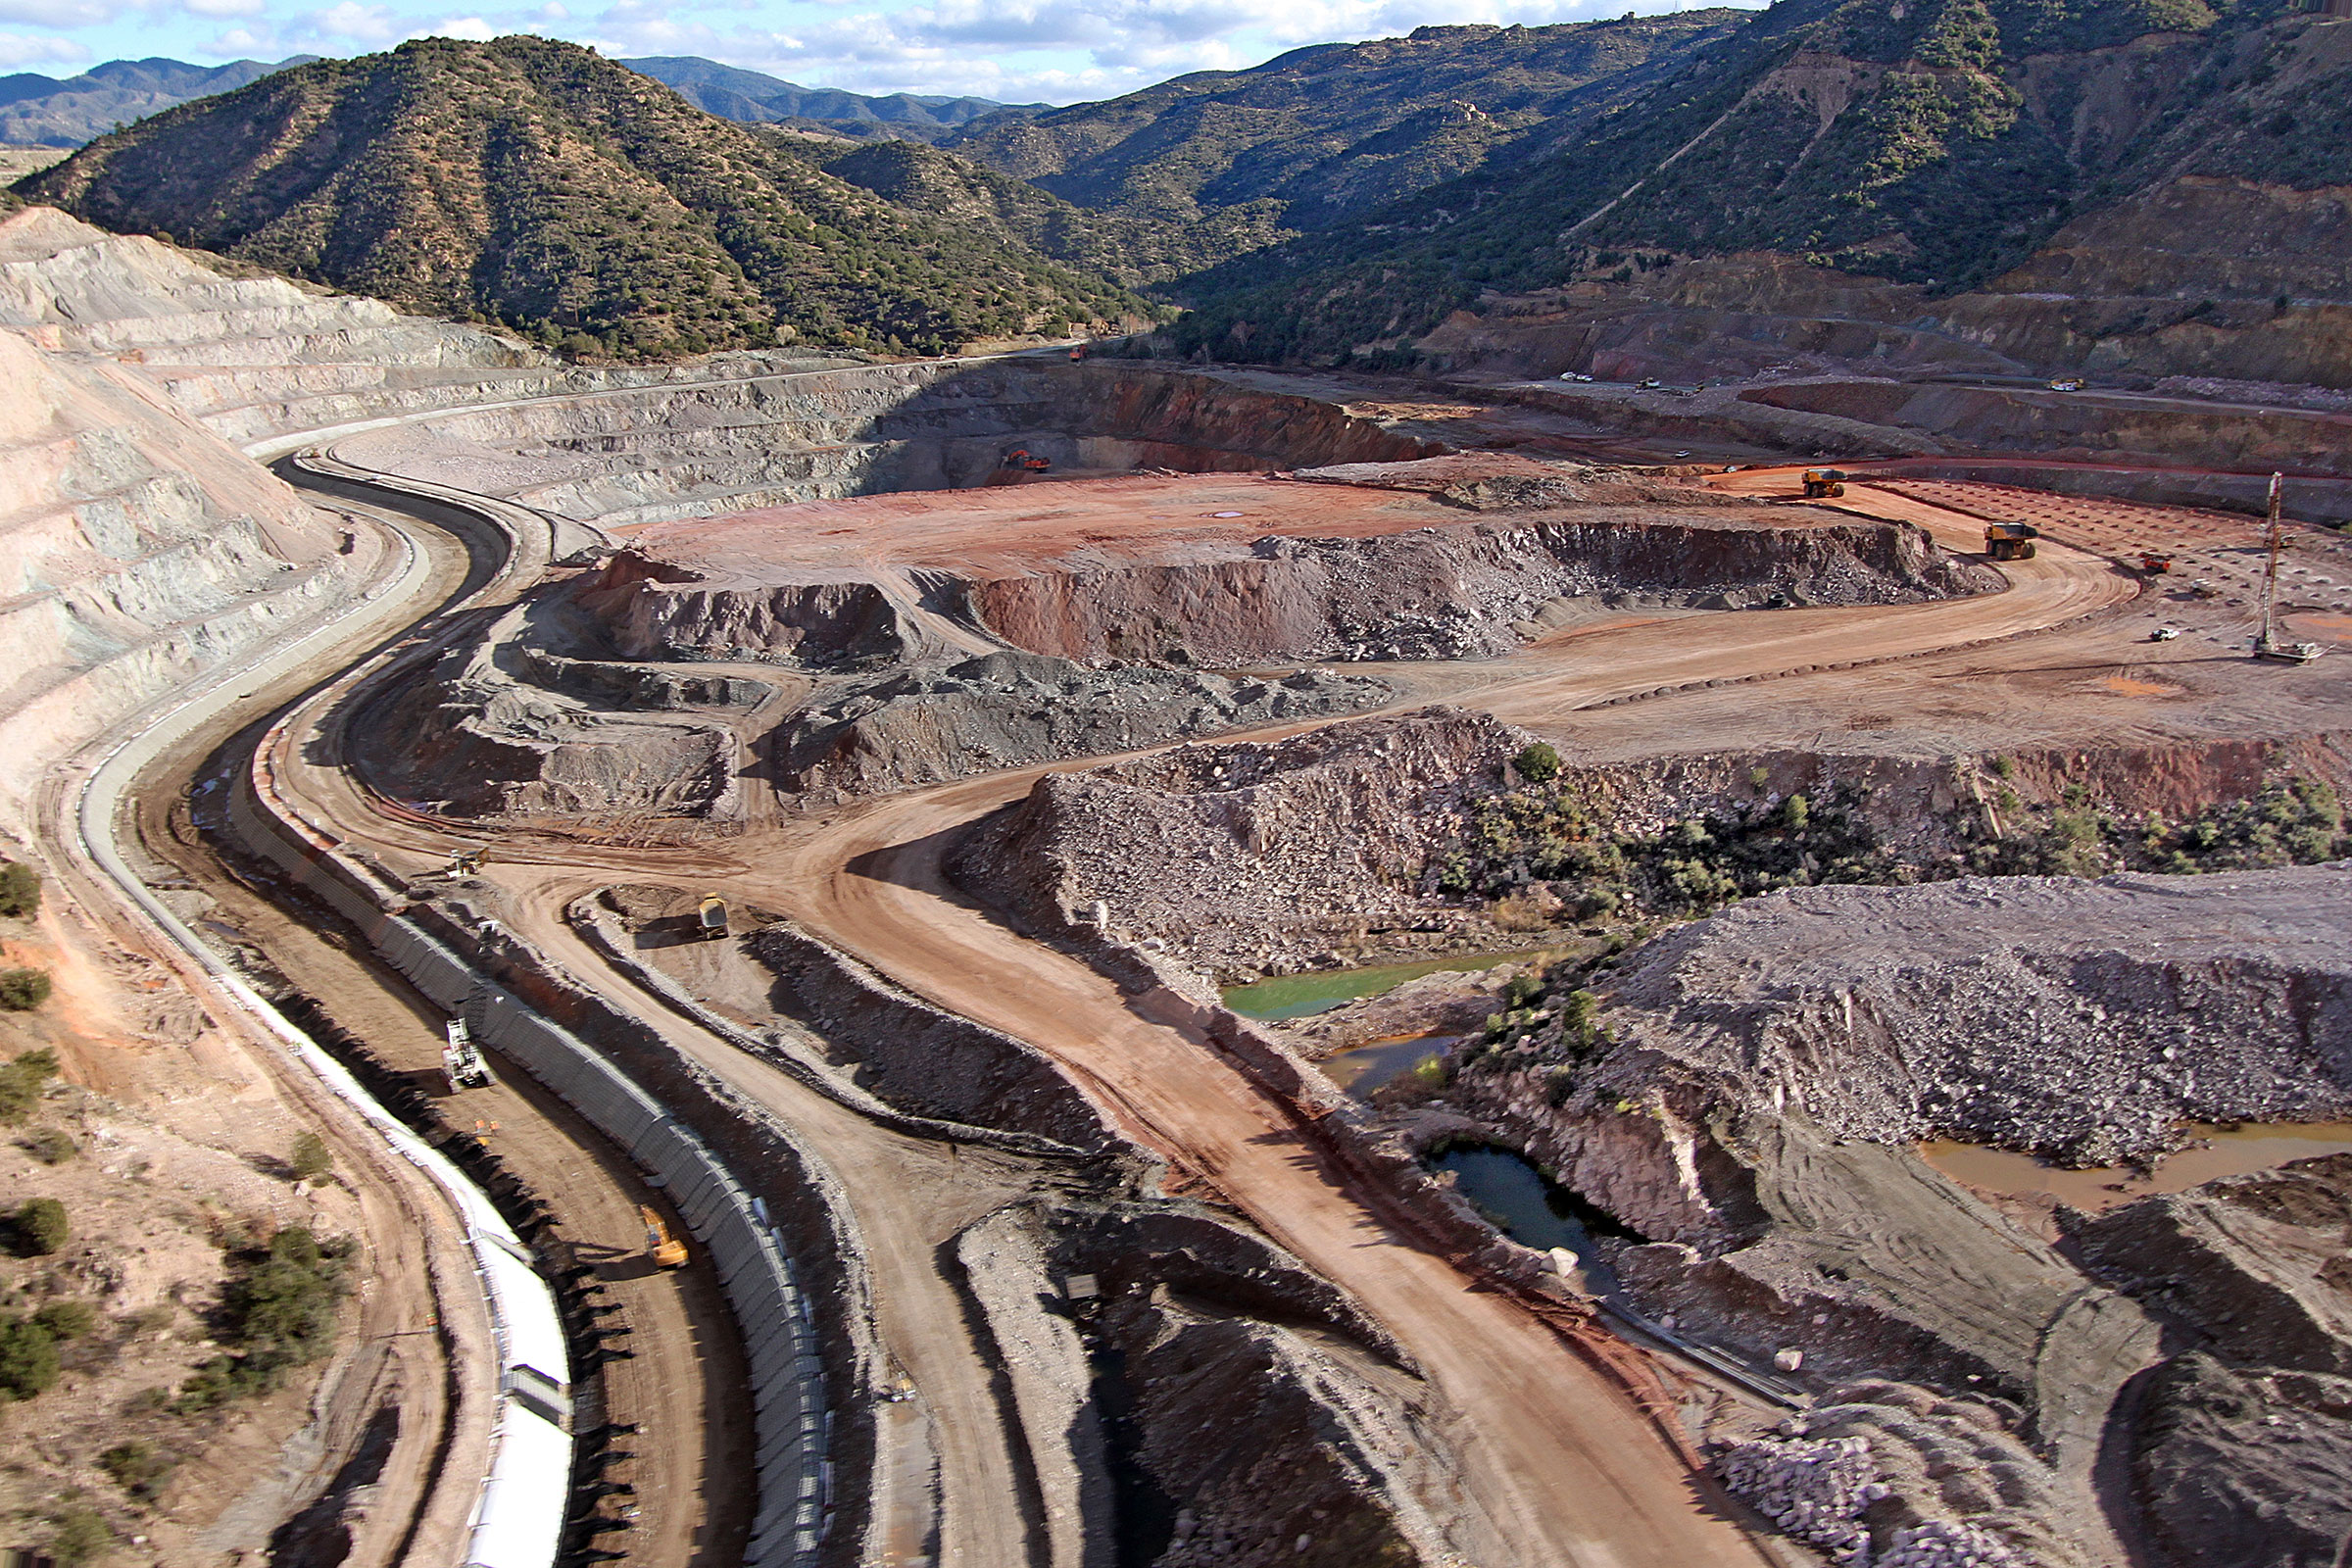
5;179;2352;1568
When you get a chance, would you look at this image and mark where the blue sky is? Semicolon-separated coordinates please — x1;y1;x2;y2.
0;0;1745;104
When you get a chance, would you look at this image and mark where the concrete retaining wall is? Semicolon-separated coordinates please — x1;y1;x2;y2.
225;767;836;1568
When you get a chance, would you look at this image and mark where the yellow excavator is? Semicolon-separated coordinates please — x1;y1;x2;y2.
640;1205;689;1269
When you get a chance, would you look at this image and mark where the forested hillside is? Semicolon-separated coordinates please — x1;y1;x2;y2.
17;39;1142;358
1150;0;2352;364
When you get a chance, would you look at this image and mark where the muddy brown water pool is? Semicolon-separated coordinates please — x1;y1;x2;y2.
1922;1120;2352;1211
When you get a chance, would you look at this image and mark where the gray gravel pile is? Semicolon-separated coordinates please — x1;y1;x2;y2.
776;650;1390;796
1714;1433;1884;1563
1590;867;2352;1165
1714;1433;2034;1567
1878;1521;2029;1568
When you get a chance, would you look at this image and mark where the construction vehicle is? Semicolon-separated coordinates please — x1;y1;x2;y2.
1801;468;1847;499
2138;552;2174;574
2253;472;2327;663
2048;377;2084;392
446;847;483;877
443;1018;493;1093
1000;447;1053;473
640;1206;689;1269
2150;626;2180;642
2188;578;2221;599
1984;521;2038;561
697;895;729;942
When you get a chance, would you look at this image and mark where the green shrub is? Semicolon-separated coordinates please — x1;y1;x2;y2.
100;1438;178;1499
48;1506;112;1566
287;1132;332;1182
13;1196;68;1254
1513;742;1561;783
0;1313;60;1398
0;965;53;1010
23;1125;75;1163
33;1299;95;1341
0;860;40;917
176;1227;351;1409
0;1047;59;1123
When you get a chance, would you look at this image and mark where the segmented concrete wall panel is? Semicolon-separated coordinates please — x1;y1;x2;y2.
229;774;830;1566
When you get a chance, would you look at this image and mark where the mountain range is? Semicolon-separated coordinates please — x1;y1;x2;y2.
15;38;1136;358
0;57;314;147
621;57;1035;142
0;52;1026;150
11;0;2351;383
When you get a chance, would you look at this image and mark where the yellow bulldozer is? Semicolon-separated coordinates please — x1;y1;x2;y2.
1984;521;2039;561
640;1205;689;1269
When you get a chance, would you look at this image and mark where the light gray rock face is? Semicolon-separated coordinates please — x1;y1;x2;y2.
954;710;1523;972
775;652;1390;797
1591;869;2352;1167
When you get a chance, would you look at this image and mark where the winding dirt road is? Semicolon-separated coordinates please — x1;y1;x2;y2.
248;457;2159;1567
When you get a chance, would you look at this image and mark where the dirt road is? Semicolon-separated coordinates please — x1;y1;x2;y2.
266;460;2163;1568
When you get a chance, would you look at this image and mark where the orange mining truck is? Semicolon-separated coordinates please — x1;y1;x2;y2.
2139;552;2174;573
1801;467;1847;499
1985;521;2039;561
640;1205;689;1269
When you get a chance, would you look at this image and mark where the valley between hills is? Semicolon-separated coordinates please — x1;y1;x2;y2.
0;5;2349;1568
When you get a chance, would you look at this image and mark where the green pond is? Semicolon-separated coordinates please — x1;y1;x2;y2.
1220;948;1553;1021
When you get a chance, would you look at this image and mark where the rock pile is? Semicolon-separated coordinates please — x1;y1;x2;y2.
776;651;1390;796
1714;1432;2033;1567
1591;868;2352;1166
952;710;1523;973
1878;1522;2028;1568
1713;1433;1885;1563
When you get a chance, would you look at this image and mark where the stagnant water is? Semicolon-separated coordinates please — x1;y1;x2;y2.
1220;947;1554;1021
1427;1146;1637;1291
1921;1120;2352;1211
1318;1035;1460;1096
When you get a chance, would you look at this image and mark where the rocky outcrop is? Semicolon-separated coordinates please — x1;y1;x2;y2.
2057;1156;2352;1568
1575;870;2352;1169
954;710;1521;972
0;218;373;820
599;505;1994;669
1032;1202;1446;1568
370;624;739;818
2125;1353;2352;1568
331;359;1440;532
774;651;1389;796
752;921;1116;1151
579;549;912;665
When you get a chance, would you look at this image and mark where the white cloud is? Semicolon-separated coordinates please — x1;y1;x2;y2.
184;0;267;18
0;0;115;28
299;0;398;38
0;26;87;62
412;11;495;33
579;0;1699;101
205;20;274;45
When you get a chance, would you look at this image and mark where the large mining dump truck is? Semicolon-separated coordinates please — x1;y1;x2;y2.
1801;467;1847;498
697;895;729;941
1984;521;2039;561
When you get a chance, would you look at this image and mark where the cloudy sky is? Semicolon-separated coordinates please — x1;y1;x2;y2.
1;0;1739;103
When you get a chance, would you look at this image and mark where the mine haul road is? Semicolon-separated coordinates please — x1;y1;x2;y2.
249;419;2147;1568
91;472;755;1568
